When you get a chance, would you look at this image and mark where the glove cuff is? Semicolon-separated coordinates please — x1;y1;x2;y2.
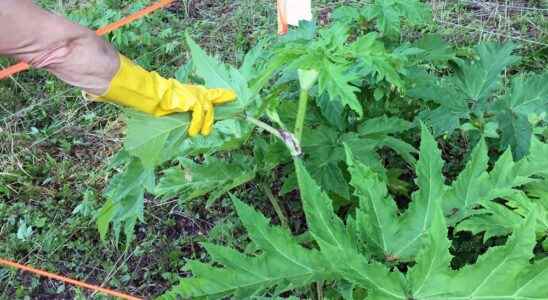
97;54;170;114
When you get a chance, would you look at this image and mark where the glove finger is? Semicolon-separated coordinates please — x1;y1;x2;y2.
168;81;197;112
207;88;237;105
188;102;204;137
200;101;214;136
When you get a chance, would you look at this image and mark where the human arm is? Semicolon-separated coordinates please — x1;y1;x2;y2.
0;0;235;136
0;0;118;95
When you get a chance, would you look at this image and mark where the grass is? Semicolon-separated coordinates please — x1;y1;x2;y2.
0;0;546;298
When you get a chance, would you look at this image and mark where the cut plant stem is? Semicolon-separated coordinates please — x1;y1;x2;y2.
294;89;309;142
246;116;301;156
260;182;289;229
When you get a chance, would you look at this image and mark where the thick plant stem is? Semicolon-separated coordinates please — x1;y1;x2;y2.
246;116;282;138
246;116;301;156
260;182;289;230
316;281;324;300
294;89;309;142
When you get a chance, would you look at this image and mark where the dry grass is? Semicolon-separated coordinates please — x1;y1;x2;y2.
431;0;547;45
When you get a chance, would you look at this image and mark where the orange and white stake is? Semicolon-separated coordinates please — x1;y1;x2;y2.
277;0;312;35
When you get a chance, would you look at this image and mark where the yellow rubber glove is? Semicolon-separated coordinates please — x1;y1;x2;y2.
99;55;236;136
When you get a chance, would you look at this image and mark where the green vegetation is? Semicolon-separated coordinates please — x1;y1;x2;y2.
1;0;547;299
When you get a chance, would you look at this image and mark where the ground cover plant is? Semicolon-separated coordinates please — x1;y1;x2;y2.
1;0;547;299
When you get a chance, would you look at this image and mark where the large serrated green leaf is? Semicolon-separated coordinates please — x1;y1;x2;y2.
347;152;399;258
455;42;519;103
125;111;189;168
448;213;542;299
105;36;257;245
155;156;256;207
497;110;533;160
318;61;363;117
98;158;151;246
159;196;332;300
365;0;431;37
408;204;452;299
295;159;354;251
393;124;446;260
493;72;548;159
295;158;407;300
414;34;456;63
358;115;413;136
444;138;490;224
496;72;548;116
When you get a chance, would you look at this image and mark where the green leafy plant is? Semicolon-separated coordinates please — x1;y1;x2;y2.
410;43;548;159
91;3;547;299
160;126;547;299
450;138;548;241
97;0;546;258
97;33;262;245
96;0;435;244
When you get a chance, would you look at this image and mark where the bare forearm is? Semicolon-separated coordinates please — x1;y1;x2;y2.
0;0;119;94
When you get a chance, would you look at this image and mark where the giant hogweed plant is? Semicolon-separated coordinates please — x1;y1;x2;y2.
95;6;548;295
96;1;437;245
160;126;548;299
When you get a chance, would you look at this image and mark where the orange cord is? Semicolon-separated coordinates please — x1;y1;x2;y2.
0;0;175;80
0;258;143;300
95;0;174;36
0;62;31;80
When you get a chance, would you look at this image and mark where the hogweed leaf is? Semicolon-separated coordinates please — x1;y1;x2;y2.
408;204;453;299
394;124;445;259
453;138;548;237
125;111;189;168
347;150;400;259
297;157;407;300
444;138;490;224
233;196;329;277
160;196;332;300
358;115;413;136
318;61;363;117
98;158;151;245
413;34;456;63
295;159;354;251
408;73;469;136
107;36;256;244
380;136;418;166
316;93;347;131
408;213;546;299
495;72;548;116
497;110;532;160
186;33;255;119
155;157;256;207
448;213;542;299
301;126;349;198
365;0;431;37
494;72;548;159
455;42;519;103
